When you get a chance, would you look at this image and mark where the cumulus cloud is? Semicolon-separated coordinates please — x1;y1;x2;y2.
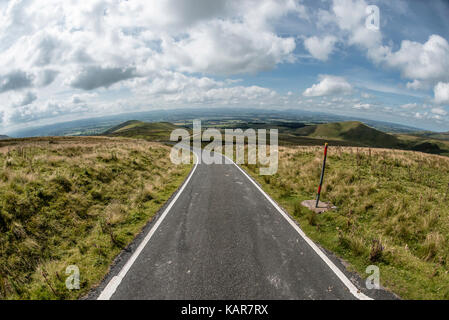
157;19;296;75
434;82;449;104
0;0;299;79
35;69;59;87
331;0;382;49
380;35;449;84
69;66;137;90
3;100;88;126
0;70;34;93
431;107;447;116
128;70;278;107
13;91;37;107
361;92;373;99
406;80;427;91
401;103;418;110
304;35;337;61
145;71;221;95
325;0;449;95
303;75;352;97
353;102;371;110
414;112;426;119
71;93;98;104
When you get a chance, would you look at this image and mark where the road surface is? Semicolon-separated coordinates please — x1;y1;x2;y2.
94;150;391;300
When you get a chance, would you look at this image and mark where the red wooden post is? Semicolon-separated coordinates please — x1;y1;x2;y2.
316;143;329;208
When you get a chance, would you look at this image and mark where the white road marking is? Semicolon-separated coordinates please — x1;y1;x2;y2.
223;155;373;301
97;151;199;300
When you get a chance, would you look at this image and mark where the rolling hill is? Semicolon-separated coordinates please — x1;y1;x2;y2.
295;121;400;148
103;121;182;142
0;135;9;140
290;121;449;155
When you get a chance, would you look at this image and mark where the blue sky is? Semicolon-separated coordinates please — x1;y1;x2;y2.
1;0;449;133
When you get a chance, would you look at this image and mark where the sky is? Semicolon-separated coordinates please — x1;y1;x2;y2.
1;0;449;133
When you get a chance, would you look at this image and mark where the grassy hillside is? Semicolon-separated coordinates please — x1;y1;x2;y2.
243;146;449;299
396;133;449;156
289;121;448;156
104;121;182;142
0;137;192;299
103;120;143;134
411;131;449;142
295;121;400;148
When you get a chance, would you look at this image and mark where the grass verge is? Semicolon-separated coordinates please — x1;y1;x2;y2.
0;137;192;299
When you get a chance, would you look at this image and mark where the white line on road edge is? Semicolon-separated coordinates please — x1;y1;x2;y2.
97;151;199;300
223;155;373;301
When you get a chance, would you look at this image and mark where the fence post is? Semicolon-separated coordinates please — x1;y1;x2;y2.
316;143;329;208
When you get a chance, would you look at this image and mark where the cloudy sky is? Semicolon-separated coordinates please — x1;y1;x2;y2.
1;0;449;133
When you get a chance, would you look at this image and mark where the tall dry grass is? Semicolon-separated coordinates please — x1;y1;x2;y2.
0;137;191;300
244;145;449;299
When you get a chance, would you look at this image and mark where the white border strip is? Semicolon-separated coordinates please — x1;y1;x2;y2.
97;151;199;300
223;155;373;301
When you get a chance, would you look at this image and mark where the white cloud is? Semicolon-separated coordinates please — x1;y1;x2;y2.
361;92;373;99
406;80;427;91
303;75;352;97
353;103;371;110
71;93;98;104
414;112;426;119
326;1;449;96
401;103;418;110
157;19;296;75
304;35;337;61
431;107;448;116
129;71;279;107
69;66;137;90
0;70;34;93
0;0;298;77
8;91;38;108
331;0;382;49
379;35;449;84
434;82;449;104
3;100;90;126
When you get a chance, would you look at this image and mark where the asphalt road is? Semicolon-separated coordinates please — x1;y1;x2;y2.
95;150;393;300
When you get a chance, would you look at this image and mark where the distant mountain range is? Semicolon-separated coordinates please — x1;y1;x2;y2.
0;135;9;140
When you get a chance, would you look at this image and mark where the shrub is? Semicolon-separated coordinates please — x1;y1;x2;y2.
52;176;72;192
369;239;383;262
